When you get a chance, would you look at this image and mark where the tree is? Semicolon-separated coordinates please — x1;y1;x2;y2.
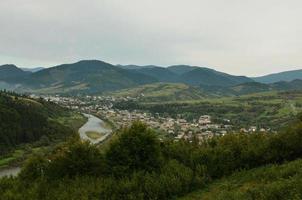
105;121;162;177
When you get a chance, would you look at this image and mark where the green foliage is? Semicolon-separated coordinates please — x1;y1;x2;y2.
180;159;302;200
2;116;302;199
105;121;162;177
0;91;77;156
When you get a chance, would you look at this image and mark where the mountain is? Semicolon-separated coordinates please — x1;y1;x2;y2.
131;66;179;82
253;69;302;83
225;79;302;95
0;60;255;94
21;60;156;94
167;65;198;75
108;82;207;102
117;65;161;70
179;67;253;87
21;67;44;73
119;64;253;87
0;64;30;82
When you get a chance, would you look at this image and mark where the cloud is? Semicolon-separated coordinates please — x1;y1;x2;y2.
0;0;301;76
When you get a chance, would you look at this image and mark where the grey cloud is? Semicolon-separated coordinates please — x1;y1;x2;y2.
0;0;301;76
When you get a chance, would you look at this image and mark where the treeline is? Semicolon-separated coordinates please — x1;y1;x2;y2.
2;115;302;199
0;91;73;155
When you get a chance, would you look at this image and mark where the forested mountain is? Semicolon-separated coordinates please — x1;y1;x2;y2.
226;79;302;95
21;67;44;73
1;60;302;95
20;60;157;94
0;64;30;82
167;65;198;75
253;69;302;83
179;67;253;87
0;91;75;155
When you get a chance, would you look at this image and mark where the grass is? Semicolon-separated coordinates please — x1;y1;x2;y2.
55;112;87;131
86;131;105;140
0;149;25;169
178;159;302;200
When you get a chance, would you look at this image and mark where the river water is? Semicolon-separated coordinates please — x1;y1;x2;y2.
78;113;112;144
0;167;21;178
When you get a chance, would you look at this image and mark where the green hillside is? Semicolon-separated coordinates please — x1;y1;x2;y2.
0;91;86;167
180;159;302;200
0;64;30;82
180;67;253;87
21;60;156;94
253;69;302;83
109;82;206;101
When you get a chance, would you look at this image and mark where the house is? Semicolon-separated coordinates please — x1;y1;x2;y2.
198;115;211;125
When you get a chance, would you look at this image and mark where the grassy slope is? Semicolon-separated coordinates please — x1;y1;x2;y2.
179;159;302;200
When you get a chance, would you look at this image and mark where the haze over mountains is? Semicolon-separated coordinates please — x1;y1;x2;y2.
0;60;301;95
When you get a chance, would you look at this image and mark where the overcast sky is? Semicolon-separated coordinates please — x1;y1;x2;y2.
0;0;301;76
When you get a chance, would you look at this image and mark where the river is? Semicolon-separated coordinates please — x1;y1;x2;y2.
78;113;112;144
0;167;21;178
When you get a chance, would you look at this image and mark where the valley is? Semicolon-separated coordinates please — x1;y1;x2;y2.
1;60;302;199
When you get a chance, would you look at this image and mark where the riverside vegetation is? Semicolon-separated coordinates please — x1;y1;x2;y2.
0;91;86;169
2;114;302;199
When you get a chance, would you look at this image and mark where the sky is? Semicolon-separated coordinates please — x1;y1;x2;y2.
0;0;301;76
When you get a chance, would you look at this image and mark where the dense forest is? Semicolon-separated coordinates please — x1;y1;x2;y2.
0;91;74;155
2;114;302;199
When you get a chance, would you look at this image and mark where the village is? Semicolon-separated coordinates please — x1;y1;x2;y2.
35;94;270;141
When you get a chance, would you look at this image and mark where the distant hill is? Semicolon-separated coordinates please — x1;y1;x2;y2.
253;69;302;83
225;79;302;95
21;67;44;73
0;64;30;82
108;82;206;101
180;67;253;87
119;64;253;87
0;60;277;95
167;65;198;75
131;66;179;82
21;60;157;94
117;65;161;70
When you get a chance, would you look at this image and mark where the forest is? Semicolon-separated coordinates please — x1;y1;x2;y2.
0;91;75;156
1;114;302;199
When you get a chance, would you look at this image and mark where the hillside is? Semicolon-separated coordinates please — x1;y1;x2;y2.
227;79;302;95
0;60;254;95
179;158;302;200
0;64;30;82
130;67;179;82
167;65;198;75
253;69;302;83
180;67;253;87
0;91;84;156
21;60;156;94
108;82;206;101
